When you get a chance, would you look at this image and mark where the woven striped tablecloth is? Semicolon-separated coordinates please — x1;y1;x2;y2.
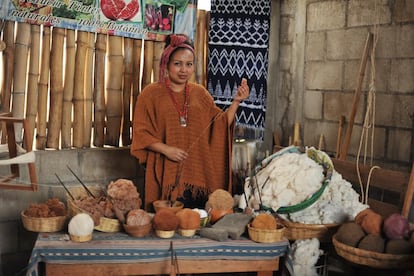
27;231;289;276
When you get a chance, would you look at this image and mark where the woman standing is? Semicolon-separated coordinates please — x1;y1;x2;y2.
131;34;250;210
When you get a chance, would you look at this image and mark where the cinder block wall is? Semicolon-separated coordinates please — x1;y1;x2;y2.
273;0;413;171
0;148;143;275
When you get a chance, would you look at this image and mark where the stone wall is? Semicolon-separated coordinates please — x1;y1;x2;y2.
271;0;413;171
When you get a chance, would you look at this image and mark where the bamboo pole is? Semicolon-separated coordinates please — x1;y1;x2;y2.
26;24;41;143
12;22;31;143
83;32;94;148
122;37;133;146
73;31;89;148
93;33;107;147
132;39;142;113
36;26;51;150
61;29;76;149
1;21;15;114
105;35;123;146
195;9;208;86
339;33;373;160
152;41;164;83
142;40;154;88
47;27;65;149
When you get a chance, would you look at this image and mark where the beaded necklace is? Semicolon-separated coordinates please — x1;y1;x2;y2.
166;79;189;127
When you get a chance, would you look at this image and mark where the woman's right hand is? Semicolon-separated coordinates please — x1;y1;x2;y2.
164;146;189;162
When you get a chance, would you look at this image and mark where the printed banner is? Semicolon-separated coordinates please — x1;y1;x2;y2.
0;0;197;40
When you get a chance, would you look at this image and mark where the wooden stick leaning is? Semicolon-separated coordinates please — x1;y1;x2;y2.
339;33;373;160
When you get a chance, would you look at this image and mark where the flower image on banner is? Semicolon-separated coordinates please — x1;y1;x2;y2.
0;0;197;41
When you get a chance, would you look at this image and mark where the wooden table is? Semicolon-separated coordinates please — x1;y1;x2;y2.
27;231;288;276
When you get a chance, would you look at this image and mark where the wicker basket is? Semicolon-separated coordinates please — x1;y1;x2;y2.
155;229;175;238
178;228;197;237
66;185;121;233
283;220;340;242
332;235;414;269
123;223;152;237
21;211;67;232
70;233;92;242
247;223;285;243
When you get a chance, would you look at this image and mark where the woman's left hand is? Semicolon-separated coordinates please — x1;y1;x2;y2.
233;78;250;103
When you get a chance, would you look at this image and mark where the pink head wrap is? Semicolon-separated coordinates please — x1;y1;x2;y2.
158;34;195;82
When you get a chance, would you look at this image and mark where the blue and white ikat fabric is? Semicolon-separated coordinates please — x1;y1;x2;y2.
207;0;271;140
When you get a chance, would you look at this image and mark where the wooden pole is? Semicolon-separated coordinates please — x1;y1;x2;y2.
122;37;133;146
26;24;41;143
132;39;142;113
12;22;31;142
36;26;51;150
93;33;107;147
83;32;94;148
196;9;208;86
73;31;89;148
61;29;76;149
402;164;414;218
142;40;154;89
105;35;123;146
152;41;164;83
1;21;15;114
47;27;65;149
335;116;345;158
339;33;373;160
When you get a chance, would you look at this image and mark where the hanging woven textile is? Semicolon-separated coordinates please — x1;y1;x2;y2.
207;0;271;140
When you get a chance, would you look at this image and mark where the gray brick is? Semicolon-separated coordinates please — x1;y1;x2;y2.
396;25;414;58
387;129;413;162
344;59;390;92
305;61;343;90
327;29;370;60
304;90;323;120
348;0;391;27
390;59;414;93
375;94;414;128
394;0;414;23
307;1;346;31
343;125;386;159
324;92;365;124
306;32;325;61
303;120;339;153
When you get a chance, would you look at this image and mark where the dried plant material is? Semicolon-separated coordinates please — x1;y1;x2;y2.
207;189;234;210
176;208;200;229
355;208;383;235
126;209;152;226
153;209;179;231
358;234;385;253
25;198;66;218
335;222;366;247
251;213;277;230
107;179;140;200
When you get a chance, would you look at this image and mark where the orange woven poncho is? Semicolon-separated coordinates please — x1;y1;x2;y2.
131;82;234;210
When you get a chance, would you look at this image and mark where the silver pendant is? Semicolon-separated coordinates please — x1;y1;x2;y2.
180;116;187;127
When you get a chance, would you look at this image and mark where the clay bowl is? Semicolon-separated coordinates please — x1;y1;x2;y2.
153;200;184;214
209;208;234;224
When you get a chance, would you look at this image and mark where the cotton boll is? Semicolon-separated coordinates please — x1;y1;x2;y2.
68;213;95;237
289;238;322;276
